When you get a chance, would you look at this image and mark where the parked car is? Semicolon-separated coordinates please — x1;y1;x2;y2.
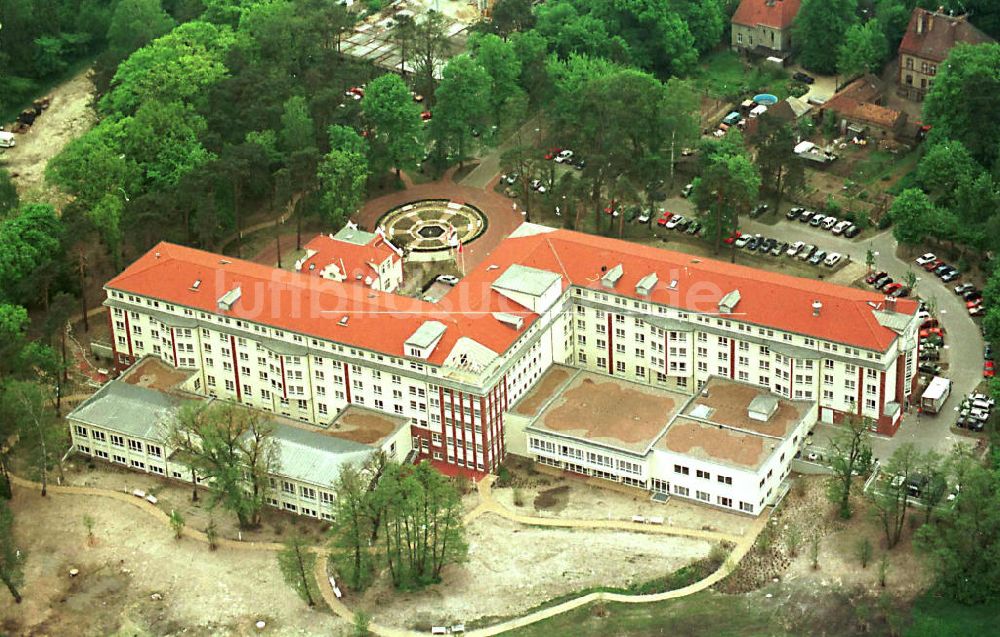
798;244;816;261
824;252;844;267
656;212;672;226
750;203;769;218
915;253;937;266
787;241;805;257
933;263;953;276
686;220;701;235
572;157;586;170
798;210;815;223
555;149;574;163
543;147;562;160
772;241;789;256
884;282;903;296
832;220;852;235
954;282;975;295
920;363;942;375
793;71;815;84
922;259;943;272
964;290;983;302
436;275;460;285
723;230;742;245
666;215;684;229
809;214;825;227
681;183;694;198
970;304;985;317
843;224;861;238
787;207;805;220
866;270;887;285
941;269;960;282
745;235;761;251
530;179;547;193
637;211;651;224
920;326;945;339
875;277;895;290
985;343;993;360
822;216;838;230
985;361;995;378
809;249;827;265
891;286;911;298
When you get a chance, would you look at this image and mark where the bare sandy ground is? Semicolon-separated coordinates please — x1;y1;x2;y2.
1;67;97;203
358;515;714;630
1;485;349;636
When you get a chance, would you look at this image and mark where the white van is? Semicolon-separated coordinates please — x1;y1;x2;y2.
0;131;15;148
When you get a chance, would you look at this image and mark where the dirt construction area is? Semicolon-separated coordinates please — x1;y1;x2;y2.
357;514;714;630
1;67;97;202
1;487;348;637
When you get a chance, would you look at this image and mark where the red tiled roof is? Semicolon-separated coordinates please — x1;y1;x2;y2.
899;8;994;62
732;0;802;30
107;228;913;367
298;233;398;282
822;75;905;129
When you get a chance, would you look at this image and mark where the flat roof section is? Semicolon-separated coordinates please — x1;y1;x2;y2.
528;371;685;453
327;406;407;446
657;417;772;471
511;365;573;417
121;357;194;391
682;377;810;439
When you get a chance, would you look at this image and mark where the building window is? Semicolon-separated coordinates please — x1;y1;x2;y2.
673;464;690;476
696;469;710;480
739;502;754;513
717;496;733;507
717;475;733;485
74;425;88;438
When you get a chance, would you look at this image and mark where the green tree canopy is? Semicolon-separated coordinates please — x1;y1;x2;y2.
361;74;424;179
279;95;317;156
0;169;18;218
318;126;368;227
102;21;235;115
923;43;1000;170
837;20;889;79
431;54;492;165
106;0;176;62
889;187;938;245
469;33;525;128
916;139;980;207
0;204;65;305
794;0;858;74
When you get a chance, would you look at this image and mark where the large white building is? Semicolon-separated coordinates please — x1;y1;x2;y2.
92;223;920;515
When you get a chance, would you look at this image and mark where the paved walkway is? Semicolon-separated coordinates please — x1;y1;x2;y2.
9;472;766;637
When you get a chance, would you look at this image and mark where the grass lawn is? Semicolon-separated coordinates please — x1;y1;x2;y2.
690;51;797;102
507;590;790;637
903;593;1000;637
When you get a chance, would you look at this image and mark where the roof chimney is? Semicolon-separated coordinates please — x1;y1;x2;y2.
812;300;822;317
884;296;897;313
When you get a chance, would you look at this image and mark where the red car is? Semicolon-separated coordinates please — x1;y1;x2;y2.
883;282;903;295
920;319;939;330
656;212;673;226
967;299;984;309
544;147;563;160
922;259;943;272
420;110;432;121
985;361;995;378
920;327;945;339
723;230;742;245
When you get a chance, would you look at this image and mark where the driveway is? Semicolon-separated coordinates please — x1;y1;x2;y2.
785;66;838;104
739;215;984;458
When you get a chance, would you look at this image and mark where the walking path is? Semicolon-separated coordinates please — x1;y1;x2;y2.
8;472;765;637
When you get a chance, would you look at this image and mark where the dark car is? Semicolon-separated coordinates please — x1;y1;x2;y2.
941;270;960;282
965;290;983;302
686;220;701;235
793;71;815;84
799;210;815;223
919;363;942;374
844;224;861;238
787;206;805;220
985;343;993;360
875;276;895;290
750;203;769;218
890;286;911;298
920;350;940;361
573;157;586;170
746;236;761;251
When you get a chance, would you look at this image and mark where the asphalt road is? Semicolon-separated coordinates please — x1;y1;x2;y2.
737;213;984;458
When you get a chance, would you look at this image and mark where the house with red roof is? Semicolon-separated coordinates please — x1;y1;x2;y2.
818;74;908;139
295;224;403;292
731;0;802;56
897;7;994;101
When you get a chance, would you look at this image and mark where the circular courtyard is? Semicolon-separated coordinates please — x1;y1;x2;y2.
377;199;488;254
